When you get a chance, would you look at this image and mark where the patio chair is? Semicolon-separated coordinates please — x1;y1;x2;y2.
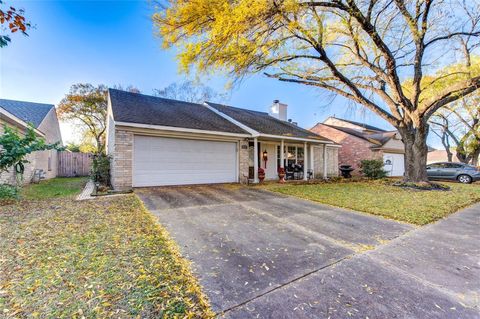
285;167;295;180
294;164;304;180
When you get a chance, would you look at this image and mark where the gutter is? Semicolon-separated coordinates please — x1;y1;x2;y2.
258;133;333;144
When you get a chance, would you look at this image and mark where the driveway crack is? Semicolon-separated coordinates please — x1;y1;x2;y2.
220;255;350;316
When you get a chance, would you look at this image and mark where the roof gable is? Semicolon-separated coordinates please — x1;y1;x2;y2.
108;89;248;134
320;123;395;146
206;102;330;141
0;99;54;128
325;116;387;132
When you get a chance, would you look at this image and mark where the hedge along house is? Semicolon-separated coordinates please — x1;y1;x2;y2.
0;99;63;184
106;89;339;190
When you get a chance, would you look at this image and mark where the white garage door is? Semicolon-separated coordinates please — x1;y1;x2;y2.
133;135;237;187
383;153;405;177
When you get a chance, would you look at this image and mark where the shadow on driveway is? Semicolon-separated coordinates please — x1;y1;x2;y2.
136;185;479;318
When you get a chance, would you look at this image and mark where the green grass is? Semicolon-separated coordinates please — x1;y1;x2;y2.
21;177;88;200
0;194;213;318
263;180;480;225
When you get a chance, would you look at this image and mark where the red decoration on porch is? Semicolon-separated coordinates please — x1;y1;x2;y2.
278;167;286;183
258;167;265;183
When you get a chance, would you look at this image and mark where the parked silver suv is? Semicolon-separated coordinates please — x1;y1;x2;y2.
426;162;480;184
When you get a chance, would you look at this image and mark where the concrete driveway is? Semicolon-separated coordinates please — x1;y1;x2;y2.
136;185;480;318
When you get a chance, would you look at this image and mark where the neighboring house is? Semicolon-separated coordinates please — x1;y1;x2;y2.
0;99;63;184
106;89;339;190
310;117;405;177
427;149;479;165
427;149;457;164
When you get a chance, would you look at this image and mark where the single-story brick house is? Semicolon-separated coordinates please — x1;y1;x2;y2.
0;99;63;184
310;117;405;177
106;89;339;190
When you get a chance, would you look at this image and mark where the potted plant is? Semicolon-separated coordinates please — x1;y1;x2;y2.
278;167;286;183
258;167;265;182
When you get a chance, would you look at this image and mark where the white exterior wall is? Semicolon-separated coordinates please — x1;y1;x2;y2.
106;98;116;157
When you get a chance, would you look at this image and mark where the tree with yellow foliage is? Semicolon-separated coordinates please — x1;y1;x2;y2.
154;0;480;182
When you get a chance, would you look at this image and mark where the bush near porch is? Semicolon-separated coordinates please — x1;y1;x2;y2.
263;180;480;225
0;178;213;318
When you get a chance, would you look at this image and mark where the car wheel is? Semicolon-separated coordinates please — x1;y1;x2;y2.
457;174;472;184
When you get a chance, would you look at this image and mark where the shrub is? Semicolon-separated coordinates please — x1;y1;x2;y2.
0;184;18;203
91;154;111;186
0;124;61;177
360;159;388;179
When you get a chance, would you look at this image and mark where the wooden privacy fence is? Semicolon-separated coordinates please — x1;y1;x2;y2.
58;151;92;177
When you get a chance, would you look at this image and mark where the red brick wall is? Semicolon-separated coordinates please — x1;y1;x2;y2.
311;124;382;175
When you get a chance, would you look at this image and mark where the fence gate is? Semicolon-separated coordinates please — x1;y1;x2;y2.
58;152;92;177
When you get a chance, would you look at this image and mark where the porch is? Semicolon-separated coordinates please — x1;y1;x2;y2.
247;137;331;183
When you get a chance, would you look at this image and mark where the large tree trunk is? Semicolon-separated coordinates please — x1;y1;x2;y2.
471;149;480;166
399;124;429;182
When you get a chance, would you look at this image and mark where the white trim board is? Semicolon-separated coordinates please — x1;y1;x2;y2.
259;133;333;144
203;102;259;136
115;121;251;138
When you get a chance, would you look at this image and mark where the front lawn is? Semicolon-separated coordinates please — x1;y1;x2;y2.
263;180;480;225
21;177;88;200
0;182;213;317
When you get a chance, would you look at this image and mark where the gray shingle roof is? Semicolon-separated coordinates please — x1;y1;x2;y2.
321;123;394;145
206;102;330;141
0;99;54;128
109;89;248;134
330;117;386;132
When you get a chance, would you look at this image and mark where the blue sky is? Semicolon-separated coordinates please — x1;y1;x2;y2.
1;0;440;146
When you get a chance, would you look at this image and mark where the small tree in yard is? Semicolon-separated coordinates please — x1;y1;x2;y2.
0;125;61;184
360;159;388;179
58;83;141;155
155;0;480;182
58;84;108;155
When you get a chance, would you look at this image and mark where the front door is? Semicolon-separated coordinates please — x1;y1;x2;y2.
260;143;277;179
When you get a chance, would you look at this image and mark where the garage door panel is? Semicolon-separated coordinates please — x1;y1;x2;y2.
383;153;405;177
133;136;237;187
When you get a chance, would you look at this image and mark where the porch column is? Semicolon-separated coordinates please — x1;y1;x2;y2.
280;139;284;168
303;142;308;180
253;138;259;183
323;144;328;179
310;144;315;179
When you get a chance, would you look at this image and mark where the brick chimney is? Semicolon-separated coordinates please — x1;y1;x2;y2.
269;100;288;121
